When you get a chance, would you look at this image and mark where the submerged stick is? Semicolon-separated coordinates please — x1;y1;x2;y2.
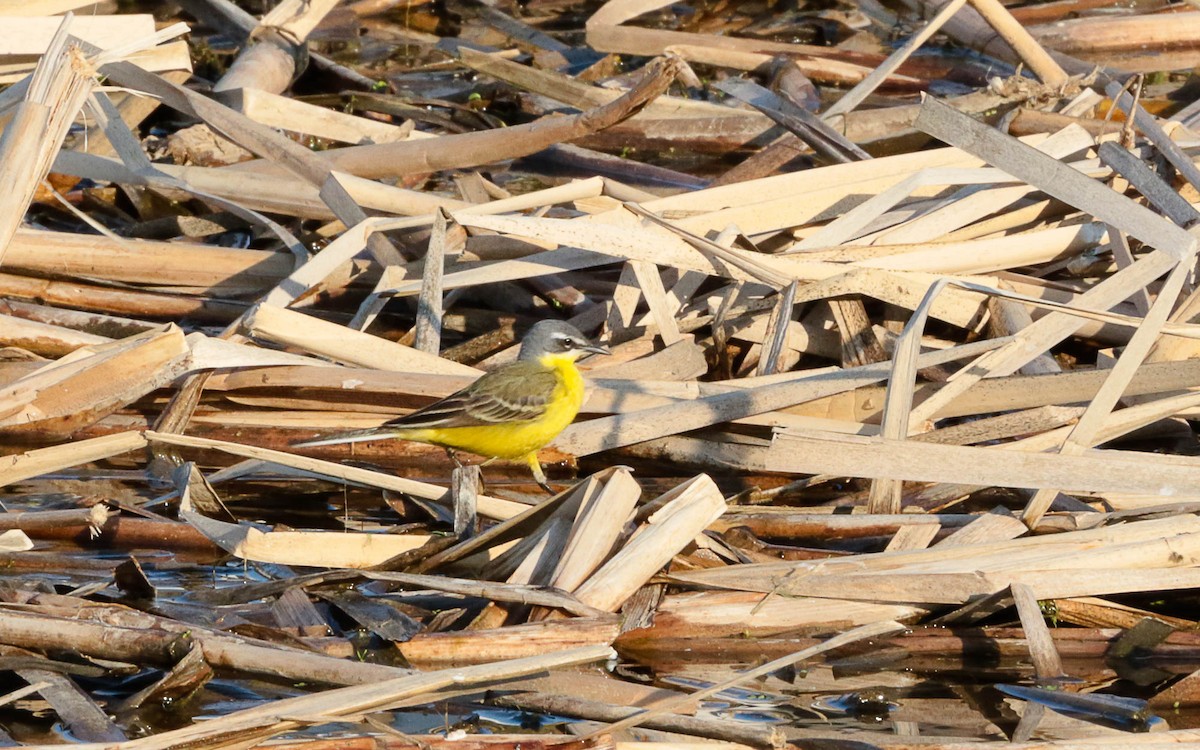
581;620;904;740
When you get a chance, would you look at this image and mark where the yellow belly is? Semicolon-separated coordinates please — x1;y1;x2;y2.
397;359;584;460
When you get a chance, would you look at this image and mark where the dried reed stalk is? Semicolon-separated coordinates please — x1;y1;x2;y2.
0;17;94;264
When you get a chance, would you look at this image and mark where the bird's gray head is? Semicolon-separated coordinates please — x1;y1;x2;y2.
518;320;610;363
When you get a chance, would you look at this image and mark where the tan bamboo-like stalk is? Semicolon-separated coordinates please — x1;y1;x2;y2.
573;475;726;612
0;18;94;265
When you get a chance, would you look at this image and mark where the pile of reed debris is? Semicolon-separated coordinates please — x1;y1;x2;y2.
2;0;1200;747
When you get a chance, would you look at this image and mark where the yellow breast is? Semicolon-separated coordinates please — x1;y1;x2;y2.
407;354;585;460
535;351;586;438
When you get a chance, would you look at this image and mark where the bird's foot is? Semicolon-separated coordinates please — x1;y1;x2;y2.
528;454;555;495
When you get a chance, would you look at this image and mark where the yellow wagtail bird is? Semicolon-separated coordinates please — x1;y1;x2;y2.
293;320;610;492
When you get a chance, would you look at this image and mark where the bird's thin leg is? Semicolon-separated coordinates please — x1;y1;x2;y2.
446;447;486;492
526;453;554;494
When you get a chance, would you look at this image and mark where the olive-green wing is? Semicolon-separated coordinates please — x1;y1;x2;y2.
382;362;557;429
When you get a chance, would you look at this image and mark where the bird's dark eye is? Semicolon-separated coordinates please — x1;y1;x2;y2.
560;337;576;350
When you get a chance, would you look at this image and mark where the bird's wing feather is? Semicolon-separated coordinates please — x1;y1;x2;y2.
382;362;557;430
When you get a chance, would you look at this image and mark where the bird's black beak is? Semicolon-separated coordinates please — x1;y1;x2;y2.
581;343;611;357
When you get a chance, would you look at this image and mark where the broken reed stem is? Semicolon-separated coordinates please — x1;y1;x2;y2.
868;279;948;513
825;0;969;118
1011;582;1066;682
581;620;904;740
305;56;682;179
110;645;616;750
0;18;95;264
213;0;342;95
0;431;149;487
965;0;1069;87
1021;255;1193;527
413;209;449;354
